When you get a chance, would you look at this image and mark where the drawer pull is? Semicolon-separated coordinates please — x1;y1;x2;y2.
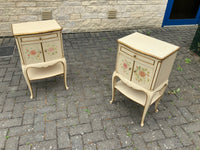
133;55;136;58
45;50;47;52
129;68;131;70
133;70;137;73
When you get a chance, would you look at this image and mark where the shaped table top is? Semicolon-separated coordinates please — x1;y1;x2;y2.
12;20;62;36
118;32;180;60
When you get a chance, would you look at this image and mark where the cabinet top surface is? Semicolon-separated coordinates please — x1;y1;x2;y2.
118;32;180;59
12;20;62;36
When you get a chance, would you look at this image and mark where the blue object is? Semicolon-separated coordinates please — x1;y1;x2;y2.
162;0;200;26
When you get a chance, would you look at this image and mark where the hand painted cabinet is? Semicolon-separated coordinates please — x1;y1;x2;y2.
12;20;69;99
111;32;180;126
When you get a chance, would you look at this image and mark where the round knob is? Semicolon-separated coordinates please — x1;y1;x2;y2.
133;55;136;58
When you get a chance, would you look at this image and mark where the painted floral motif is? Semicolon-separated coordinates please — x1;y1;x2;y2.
25;48;41;61
123;62;128;69
134;65;151;83
30;50;37;55
45;44;58;56
48;47;55;52
120;58;132;76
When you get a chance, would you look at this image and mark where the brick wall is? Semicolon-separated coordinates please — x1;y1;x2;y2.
0;0;168;36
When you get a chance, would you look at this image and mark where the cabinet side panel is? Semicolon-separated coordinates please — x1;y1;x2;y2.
153;52;177;89
15;37;25;64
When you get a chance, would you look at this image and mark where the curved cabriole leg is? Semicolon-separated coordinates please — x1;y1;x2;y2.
62;60;69;90
22;69;33;99
110;74;116;104
155;97;161;113
141;93;153;127
155;84;167;113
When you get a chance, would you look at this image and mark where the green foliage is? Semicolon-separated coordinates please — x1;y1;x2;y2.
190;25;200;56
185;58;191;64
168;88;180;95
127;132;132;137
84;109;90;114
177;65;183;71
108;48;112;52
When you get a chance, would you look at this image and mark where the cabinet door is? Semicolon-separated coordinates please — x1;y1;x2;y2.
116;52;133;80
21;43;43;64
132;61;154;89
42;40;63;62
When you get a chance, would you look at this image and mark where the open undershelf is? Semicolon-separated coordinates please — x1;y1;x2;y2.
27;62;64;80
115;80;161;106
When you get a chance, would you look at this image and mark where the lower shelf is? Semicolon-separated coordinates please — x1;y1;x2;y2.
27;62;64;80
115;80;161;106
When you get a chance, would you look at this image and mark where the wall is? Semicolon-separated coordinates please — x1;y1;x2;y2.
0;0;168;36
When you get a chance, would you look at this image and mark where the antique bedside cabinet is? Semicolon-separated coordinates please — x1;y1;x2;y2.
12;20;69;99
110;32;180;126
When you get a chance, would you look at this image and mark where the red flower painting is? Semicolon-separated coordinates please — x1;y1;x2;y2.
139;71;146;77
123;63;128;69
48;47;54;52
30;50;37;55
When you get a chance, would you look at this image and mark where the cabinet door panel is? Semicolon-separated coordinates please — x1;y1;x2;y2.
116;52;133;80
42;40;62;61
132;61;154;89
21;43;43;64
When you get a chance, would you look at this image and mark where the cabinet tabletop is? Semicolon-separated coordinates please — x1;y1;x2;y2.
12;20;62;36
118;32;180;59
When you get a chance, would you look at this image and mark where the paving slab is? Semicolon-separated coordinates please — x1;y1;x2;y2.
0;26;200;149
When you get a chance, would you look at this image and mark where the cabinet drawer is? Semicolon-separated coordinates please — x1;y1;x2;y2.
120;45;155;65
20;33;59;43
21;36;40;42
41;33;58;40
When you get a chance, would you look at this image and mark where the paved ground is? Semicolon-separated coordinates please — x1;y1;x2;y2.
0;26;200;150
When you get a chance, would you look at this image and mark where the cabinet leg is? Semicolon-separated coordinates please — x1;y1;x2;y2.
110;88;116;104
141;94;153;127
110;75;116;104
155;85;167;113
64;72;69;90
22;70;33;99
155;97;161;113
62;60;69;90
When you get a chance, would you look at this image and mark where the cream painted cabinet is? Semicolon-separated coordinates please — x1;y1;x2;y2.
12;20;69;99
111;32;180;126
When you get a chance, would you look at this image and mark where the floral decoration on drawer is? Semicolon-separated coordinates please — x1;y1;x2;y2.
120;58;132;75
45;44;58;56
25;48;42;60
134;65;151;83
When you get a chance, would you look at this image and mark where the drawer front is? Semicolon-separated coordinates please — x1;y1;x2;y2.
41;33;58;40
21;36;40;42
20;32;59;43
116;51;133;80
21;43;43;64
132;60;154;89
42;40;63;61
120;45;155;65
